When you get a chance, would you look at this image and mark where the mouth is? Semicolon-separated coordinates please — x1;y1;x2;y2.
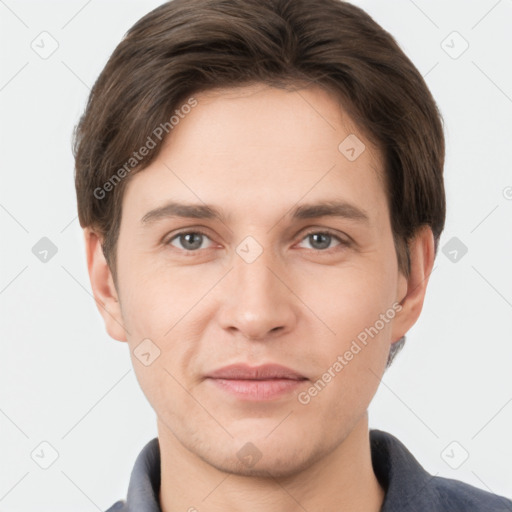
205;363;308;401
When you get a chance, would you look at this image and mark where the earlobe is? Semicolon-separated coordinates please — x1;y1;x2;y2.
83;228;128;342
391;225;435;343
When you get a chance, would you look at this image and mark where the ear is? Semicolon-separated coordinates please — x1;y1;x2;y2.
391;225;435;343
84;227;128;342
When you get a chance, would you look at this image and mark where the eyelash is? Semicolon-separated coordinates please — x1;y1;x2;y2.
164;228;350;253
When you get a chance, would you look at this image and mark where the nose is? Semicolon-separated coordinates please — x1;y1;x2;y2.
217;244;298;341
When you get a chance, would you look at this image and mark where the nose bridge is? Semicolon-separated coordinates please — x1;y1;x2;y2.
219;236;295;339
235;244;278;300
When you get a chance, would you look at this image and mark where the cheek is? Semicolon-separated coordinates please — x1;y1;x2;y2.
304;258;398;335
118;255;203;338
301;259;398;400
296;268;395;424
118;267;207;406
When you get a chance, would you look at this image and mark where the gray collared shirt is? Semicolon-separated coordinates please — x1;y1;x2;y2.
105;429;512;511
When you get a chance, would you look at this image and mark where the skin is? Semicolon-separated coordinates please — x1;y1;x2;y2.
85;83;434;512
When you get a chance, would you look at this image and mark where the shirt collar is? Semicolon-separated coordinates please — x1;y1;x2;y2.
124;437;161;512
370;429;437;510
110;429;438;512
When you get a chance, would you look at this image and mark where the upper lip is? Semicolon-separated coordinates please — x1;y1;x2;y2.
206;364;307;380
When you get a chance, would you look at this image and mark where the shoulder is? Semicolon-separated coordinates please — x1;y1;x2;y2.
428;474;512;511
370;429;512;511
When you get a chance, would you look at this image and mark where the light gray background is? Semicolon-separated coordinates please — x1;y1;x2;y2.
1;0;511;510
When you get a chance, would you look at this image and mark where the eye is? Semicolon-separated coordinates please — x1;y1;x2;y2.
164;228;350;253
166;230;213;251
297;230;348;251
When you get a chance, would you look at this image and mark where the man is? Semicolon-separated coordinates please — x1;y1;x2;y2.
73;0;512;510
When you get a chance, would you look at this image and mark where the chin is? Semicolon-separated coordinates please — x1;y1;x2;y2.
197;435;324;479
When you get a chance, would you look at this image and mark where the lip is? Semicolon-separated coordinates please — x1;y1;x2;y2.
206;363;307;380
205;364;308;401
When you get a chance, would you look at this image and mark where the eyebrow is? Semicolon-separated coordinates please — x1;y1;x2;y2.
140;200;370;225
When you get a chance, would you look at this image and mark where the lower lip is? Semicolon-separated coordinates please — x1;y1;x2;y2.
206;378;307;401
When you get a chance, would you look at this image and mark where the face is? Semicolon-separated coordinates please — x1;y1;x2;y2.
94;83;414;477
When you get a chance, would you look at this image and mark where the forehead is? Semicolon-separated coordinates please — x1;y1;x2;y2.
122;83;387;225
169;83;380;162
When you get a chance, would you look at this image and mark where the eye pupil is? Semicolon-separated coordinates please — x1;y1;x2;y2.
309;233;331;250
181;233;203;250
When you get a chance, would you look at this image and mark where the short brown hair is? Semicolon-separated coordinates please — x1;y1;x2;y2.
73;0;445;367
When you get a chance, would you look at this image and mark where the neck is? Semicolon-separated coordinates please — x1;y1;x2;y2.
158;412;385;512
